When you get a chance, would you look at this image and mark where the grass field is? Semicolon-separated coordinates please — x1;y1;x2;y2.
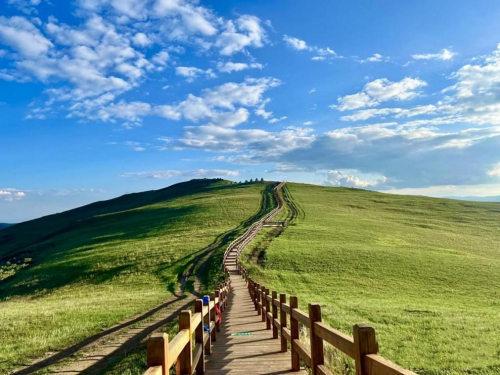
0;179;270;373
241;183;500;375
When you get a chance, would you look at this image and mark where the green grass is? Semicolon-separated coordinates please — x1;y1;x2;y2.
241;183;500;375
0;179;272;373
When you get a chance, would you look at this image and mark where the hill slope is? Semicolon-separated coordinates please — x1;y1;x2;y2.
0;179;273;373
242;183;500;375
0;223;12;230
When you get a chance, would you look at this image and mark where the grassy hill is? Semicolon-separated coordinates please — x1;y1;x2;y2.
0;179;273;373
241;183;500;375
0;223;12;230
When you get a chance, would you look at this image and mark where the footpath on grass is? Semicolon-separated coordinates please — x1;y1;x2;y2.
12;183;278;375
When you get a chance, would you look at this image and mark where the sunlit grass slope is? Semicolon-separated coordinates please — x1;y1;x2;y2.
241;183;500;375
0;179;268;373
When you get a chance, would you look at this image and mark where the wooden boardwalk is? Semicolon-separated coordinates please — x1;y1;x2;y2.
205;255;307;374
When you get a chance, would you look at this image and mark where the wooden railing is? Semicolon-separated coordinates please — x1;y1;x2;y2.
222;181;286;265
143;279;230;375
238;264;416;375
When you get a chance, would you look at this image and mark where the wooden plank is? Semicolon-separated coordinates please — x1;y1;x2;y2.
190;312;201;330
290;296;301;371
146;333;167;375
314;322;355;357
167;329;189;368
176;311;192;375
292;308;311;328
317;364;334;375
293;339;312;367
364;354;417;375
282;303;291;315
144;365;162;375
353;324;378;375
309;304;324;375
192;344;203;372
282;327;292;343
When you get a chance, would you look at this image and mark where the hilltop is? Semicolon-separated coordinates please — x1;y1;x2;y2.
242;183;500;374
0;179;274;373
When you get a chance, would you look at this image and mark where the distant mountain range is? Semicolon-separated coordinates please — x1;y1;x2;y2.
446;196;500;202
0;223;12;230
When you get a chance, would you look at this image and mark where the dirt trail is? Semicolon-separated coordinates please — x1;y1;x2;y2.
12;235;220;375
12;183;280;375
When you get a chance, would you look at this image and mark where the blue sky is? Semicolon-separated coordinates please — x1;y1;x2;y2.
1;0;500;222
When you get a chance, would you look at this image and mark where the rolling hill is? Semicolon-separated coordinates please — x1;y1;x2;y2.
241;183;500;374
0;223;12;230
0;179;274;373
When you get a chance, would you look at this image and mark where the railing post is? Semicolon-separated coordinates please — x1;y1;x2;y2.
215;290;221;332
195;300;205;374
177;310;192;375
279;293;287;352
210;292;217;342
290;296;300;371
309;304;324;375
261;286;267;322
353;324;378;375
265;288;271;329
272;291;278;339
147;333;168;375
256;284;261;315
203;296;212;355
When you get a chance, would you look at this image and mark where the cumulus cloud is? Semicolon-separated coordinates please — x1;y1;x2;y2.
216;15;267;55
488;163;500;177
120;169;239;179
283;35;308;50
0;2;270;119
332;77;427;111
217;61;263;73
175;66;216;81
283;34;337;60
326;170;387;188
0;16;52;57
412;48;456;61
0;188;26;201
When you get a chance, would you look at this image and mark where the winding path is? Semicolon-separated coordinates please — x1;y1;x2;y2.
205;182;307;374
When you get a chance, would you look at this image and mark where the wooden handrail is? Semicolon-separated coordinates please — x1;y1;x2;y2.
143;279;231;375
240;269;416;375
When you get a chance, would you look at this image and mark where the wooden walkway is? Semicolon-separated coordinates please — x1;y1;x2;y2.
205;255;307;374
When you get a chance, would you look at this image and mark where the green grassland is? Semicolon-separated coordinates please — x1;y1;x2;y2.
0;179;271;373
241;183;500;375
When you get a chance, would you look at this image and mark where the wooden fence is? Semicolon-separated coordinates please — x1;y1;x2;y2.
143;279;230;375
238;264;415;375
222;181;286;265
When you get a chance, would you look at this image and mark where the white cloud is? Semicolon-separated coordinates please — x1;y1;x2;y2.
326;170;387;188
303;121;314;126
340;105;439;122
169;125;315;156
333;78;427;111
217;61;263;73
488;163;500;177
309;88;316;94
216;15;267;55
283;34;337;60
132;32;152;47
7;0;42;14
0;16;52;58
359;53;389;63
0;188;26;201
412;48;456;61
154;0;218;36
283;35;308;50
120;169;239;179
268;116;287;124
175;66;216;81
